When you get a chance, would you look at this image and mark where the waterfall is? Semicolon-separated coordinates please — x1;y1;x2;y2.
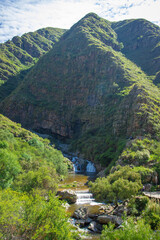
72;157;96;174
86;161;96;173
76;190;96;204
72;157;83;173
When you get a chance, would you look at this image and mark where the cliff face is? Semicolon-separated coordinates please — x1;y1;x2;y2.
1;13;160;165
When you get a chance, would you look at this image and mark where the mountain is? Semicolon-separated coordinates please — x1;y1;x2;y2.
1;13;160;168
112;19;160;82
0;27;67;101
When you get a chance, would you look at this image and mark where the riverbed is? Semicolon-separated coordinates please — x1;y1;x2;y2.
59;171;104;240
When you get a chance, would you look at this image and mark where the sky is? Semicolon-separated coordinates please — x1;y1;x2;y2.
0;0;160;43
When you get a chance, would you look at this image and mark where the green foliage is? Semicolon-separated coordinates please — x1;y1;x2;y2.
100;217;160;240
143;200;160;230
1;13;160;171
128;196;149;216
0;27;67;85
0;114;68;191
89;166;142;203
132;166;153;184
13;166;58;193
112;18;160;76
0;149;21;188
0;189;77;240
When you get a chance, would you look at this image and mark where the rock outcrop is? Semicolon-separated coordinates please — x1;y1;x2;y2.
57;190;77;203
97;214;123;226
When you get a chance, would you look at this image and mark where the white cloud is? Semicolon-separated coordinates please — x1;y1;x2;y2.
0;0;160;43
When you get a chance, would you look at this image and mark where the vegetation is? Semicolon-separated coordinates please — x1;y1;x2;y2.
0;27;67;101
0;114;78;239
2;13;160;169
120;137;160;182
112;19;160;77
0;114;69;190
1;13;160;239
0;189;77;240
89;166;142;203
100;218;160;240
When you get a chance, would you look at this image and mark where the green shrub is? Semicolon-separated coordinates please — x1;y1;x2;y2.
0;189;77;240
100;218;160;240
128;196;149;216
143;200;160;230
89;166;142;203
0;149;21;188
14;166;58;193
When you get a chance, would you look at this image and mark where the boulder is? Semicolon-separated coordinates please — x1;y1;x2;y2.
97;214;123;226
75;219;86;228
57;190;77;203
113;205;128;217
75;218;92;227
88;221;102;233
73;207;88;219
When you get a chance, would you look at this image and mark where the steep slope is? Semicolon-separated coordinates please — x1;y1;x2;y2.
1;13;160;167
112;19;160;81
0;113;69;189
0;27;66;83
0;27;67;101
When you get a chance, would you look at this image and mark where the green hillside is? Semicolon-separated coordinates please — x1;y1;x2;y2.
0;113;77;239
112;19;160;81
0;27;67;101
0;113;70;190
1;13;160;169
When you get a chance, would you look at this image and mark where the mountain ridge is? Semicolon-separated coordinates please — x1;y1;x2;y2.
1;13;160;168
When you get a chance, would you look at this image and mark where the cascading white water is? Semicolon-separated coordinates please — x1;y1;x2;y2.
72;157;83;173
76;190;96;204
86;161;96;173
72;157;96;173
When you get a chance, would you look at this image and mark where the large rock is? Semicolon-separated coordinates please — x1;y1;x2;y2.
88;221;102;233
97;214;123;226
57;190;77;203
73;207;88;219
113;205;128;217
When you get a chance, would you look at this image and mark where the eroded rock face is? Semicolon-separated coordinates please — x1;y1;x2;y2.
57;190;77;203
97;214;123;226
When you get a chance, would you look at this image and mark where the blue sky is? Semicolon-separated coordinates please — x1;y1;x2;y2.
0;0;160;43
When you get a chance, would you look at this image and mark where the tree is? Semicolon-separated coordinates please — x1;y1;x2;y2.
89;165;142;203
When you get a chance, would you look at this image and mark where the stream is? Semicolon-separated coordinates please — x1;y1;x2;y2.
59;155;105;240
31;132;103;239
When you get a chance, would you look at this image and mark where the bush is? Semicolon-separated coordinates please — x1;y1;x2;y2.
89;166;142;203
0;149;21;188
143;200;160;230
128;196;149;216
100;217;160;240
0;189;77;240
14;166;58;193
